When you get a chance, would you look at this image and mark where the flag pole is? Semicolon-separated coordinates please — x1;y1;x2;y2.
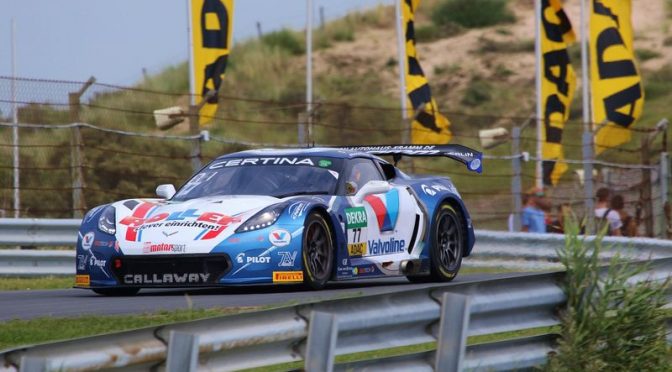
534;0;543;188
395;0;409;143
306;0;314;143
580;0;591;131
187;0;196;106
11;19;20;218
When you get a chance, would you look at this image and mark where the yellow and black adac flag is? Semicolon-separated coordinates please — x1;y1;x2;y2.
540;0;577;186
402;0;452;144
190;0;234;125
590;0;644;155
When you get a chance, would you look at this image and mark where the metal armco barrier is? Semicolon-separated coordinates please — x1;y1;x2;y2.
1;258;670;372
0;219;80;246
2;220;672;276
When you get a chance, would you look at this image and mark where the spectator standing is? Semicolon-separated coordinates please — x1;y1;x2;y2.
521;187;546;233
594;187;622;236
611;194;638;237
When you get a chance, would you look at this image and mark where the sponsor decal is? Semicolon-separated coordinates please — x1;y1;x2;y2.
318;159;332;167
278;251;298;267
347;242;367;257
77;254;87;270
364;189;400;232
368;237;406;255
209;157;315;169
94;240;114;248
235;252;271;264
143;242;187;253
421;183;452;196
81;232;95;250
120;208;240;242
288;202;308;220
469;158;481;171
421;184;436;196
269;229;291;247
353;267;359;275
114;241;120;253
162;230;178;237
345;207;367;229
89;256;107;268
75;274;90;287
272;271;304;283
123;273;210;285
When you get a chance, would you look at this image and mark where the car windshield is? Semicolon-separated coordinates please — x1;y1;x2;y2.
172;156;342;201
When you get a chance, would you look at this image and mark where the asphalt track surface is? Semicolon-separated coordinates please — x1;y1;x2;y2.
0;273;518;321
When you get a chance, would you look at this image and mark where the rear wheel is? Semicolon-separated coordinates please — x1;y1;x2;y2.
92;288;140;296
407;203;464;283
302;212;334;290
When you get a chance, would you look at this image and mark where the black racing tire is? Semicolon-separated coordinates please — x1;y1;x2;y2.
407;203;465;283
92;287;140;296
302;212;335;290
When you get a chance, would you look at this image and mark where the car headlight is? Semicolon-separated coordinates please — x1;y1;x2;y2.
97;206;116;235
236;203;288;233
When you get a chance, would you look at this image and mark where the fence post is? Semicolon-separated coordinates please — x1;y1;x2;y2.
582;132;595;234
298;112;307;146
68;76;95;218
659;152;668;238
641;136;654;237
511;127;523;232
304;311;338;372
166;331;200;372
435;292;470;372
188;105;202;172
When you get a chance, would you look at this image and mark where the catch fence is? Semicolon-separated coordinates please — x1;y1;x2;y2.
0;76;669;237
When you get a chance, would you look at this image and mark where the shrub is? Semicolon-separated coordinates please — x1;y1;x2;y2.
432;0;515;29
546;219;671;371
261;29;305;56
635;48;661;62
461;77;492;106
415;23;464;43
478;36;534;53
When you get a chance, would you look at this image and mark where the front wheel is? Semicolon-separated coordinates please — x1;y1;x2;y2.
408;203;464;283
92;287;140;296
302;212;335;290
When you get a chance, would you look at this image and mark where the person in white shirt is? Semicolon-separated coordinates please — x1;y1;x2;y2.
594;187;622;236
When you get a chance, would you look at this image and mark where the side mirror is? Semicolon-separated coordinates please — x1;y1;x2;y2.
156;184;176;199
354;180;391;204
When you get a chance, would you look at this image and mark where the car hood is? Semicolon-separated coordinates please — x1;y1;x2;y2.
112;195;281;254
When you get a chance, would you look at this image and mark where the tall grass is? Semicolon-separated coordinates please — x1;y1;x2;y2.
546;219;671;370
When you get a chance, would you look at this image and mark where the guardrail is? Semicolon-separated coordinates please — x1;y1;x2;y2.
2;258;670;372
2;219;672;276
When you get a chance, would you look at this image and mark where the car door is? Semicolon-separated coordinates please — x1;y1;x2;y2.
343;159;421;270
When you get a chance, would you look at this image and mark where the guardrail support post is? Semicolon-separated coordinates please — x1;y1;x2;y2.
305;311;338;372
435;292;470;372
166;331;199;372
511;126;523;232
19;356;46;372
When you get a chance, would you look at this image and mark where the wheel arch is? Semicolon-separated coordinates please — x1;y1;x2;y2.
439;196;475;257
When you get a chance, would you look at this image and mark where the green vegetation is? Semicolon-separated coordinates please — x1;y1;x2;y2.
0;307;255;350
478;36;535;54
432;0;515;29
261;29;305;56
415;23;464;43
546;221;672;370
635;48;662;62
461;77;492;106
0;276;73;291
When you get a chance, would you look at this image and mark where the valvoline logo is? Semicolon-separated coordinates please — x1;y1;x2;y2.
269;229;291;247
364;189;399;232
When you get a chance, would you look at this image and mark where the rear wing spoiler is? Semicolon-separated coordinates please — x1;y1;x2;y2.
337;144;482;174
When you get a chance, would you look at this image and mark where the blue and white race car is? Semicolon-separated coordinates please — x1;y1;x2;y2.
74;145;481;295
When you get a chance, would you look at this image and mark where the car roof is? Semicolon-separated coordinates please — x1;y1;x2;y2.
215;147;384;161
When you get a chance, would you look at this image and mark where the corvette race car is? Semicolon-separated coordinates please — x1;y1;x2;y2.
74;145;481;295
